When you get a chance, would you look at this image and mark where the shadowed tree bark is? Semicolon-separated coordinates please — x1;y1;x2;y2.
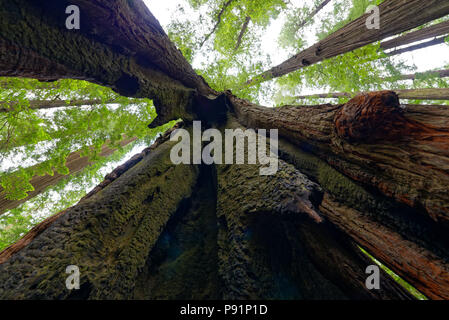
0;0;449;300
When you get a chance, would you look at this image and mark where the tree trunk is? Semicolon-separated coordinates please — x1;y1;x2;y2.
229;91;449;224
387;36;447;56
295;88;449;100
295;0;332;31
200;0;235;47
380;20;449;51
0;137;137;215
0;99;116;112
1;1;449;300
246;0;449;85
234;16;251;51
384;69;449;81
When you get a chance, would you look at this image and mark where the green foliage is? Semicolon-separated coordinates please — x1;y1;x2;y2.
0;78;159;201
359;247;428;300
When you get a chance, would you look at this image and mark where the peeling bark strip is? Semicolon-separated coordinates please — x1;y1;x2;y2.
0;138;200;299
295;88;449;100
228;91;449;223
246;0;449;84
319;193;449;300
0;99;115;112
0;137;137;216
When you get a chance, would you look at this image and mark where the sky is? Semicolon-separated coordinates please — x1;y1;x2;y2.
145;0;449;92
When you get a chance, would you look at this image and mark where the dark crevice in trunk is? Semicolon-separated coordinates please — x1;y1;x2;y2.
133;164;220;299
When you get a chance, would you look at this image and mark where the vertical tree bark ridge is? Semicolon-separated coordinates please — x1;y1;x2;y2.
294;88;449;100
0;125;181;264
0;137;137;216
213;116;413;299
319;193;449;300
0;137;200;299
246;0;449;85
227;91;449;223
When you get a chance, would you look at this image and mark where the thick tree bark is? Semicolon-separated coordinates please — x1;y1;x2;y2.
0;129;200;299
0;121;415;300
246;0;449;85
295;88;449;100
228;91;449;225
0;137;136;216
0;99;116;112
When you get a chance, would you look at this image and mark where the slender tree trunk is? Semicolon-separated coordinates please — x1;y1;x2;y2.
246;0;449;85
0;99;116;112
0;137;137;216
295;0;332;31
200;0;235;47
295;88;449;100
380;20;449;51
234;16;251;51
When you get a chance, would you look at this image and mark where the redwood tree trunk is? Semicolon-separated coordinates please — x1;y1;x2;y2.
1;1;449;301
246;0;449;84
